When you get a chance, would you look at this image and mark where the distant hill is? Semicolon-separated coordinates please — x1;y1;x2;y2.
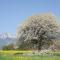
0;33;16;49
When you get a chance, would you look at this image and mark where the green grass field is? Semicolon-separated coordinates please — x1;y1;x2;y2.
0;55;60;60
0;50;60;60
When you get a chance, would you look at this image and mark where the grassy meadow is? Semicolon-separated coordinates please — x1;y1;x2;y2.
0;50;60;60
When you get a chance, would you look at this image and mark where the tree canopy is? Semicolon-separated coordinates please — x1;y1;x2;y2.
16;13;60;50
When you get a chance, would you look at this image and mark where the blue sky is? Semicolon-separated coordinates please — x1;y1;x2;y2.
0;0;60;35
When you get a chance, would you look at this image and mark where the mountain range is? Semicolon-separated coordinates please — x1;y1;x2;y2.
0;33;16;49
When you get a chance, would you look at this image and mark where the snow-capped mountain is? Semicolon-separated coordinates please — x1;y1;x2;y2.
0;33;15;39
0;33;16;49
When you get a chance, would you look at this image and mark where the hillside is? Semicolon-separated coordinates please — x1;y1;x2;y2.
0;33;16;49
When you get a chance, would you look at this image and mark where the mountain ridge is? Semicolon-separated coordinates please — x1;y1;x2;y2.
0;33;16;49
